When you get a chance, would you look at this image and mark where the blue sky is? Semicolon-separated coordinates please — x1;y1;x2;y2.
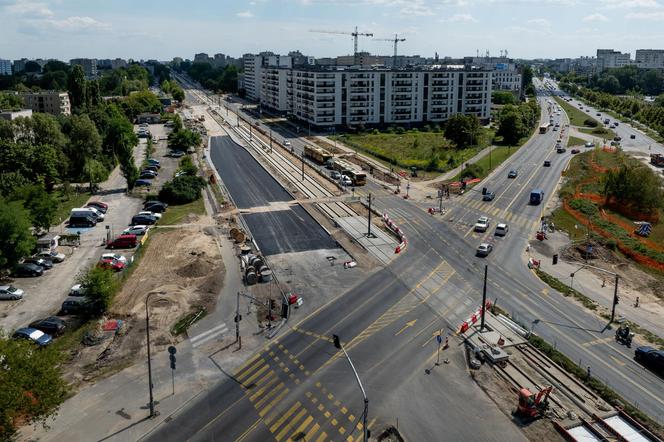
1;0;663;61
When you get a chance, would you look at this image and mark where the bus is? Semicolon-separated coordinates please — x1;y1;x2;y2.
331;158;367;186
539;124;550;134
304;145;333;164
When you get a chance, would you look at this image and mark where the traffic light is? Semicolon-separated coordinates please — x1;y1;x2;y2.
168;346;177;370
552;254;558;265
269;299;276;310
333;334;341;349
281;303;289;319
234;314;242;323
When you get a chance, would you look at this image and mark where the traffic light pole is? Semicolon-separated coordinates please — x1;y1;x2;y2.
333;335;368;442
570;264;620;323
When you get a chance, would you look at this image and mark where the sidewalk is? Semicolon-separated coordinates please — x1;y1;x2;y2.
528;231;664;340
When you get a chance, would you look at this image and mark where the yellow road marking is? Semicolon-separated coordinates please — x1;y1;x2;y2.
315;432;327;442
259;386;288;417
269;401;301;433
292;415;314;440
244;363;269;385
582;336;614;347
232;353;261;377
236;358;265;382
249;373;278;402
276;408;307;441
395;319;418;336
610;355;626;367
305;423;321;441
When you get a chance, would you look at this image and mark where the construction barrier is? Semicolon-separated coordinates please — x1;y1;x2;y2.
383;213;408;254
457;300;493;335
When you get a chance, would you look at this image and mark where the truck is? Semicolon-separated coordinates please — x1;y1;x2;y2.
530;189;545;205
650;154;664;167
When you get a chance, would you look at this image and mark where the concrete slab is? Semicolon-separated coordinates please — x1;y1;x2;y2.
335;216;398;265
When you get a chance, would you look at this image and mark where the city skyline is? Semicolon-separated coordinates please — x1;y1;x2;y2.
1;0;664;61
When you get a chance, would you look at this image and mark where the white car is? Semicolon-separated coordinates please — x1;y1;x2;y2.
476;243;493;257
283;140;291;147
138;211;162;220
0;285;24;300
495;223;509;236
69;284;87;296
341;176;353;186
585;141;595;148
101;253;128;264
474;216;490;232
123;225;149;236
35;250;66;263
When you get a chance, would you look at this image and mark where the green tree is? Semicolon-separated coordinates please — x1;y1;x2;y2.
159;175;205;204
83;159;107;191
598;75;620;94
0;197;35;268
492;91;517;105
76;266;118;316
65;114;103;178
11;185;58;231
0;336;68;439
604;163;664;215
168;128;201;151
43;60;70;74
0;92;23;109
497;106;526;145
87;79;102;107
67;65;87;110
178;156;198;176
444;114;480;148
521;65;534;90
642;69;664;96
171;86;185;102
120;90;162;120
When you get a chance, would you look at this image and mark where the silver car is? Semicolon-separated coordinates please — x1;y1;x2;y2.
0;285;24;300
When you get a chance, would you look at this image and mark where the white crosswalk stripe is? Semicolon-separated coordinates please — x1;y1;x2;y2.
190;322;229;348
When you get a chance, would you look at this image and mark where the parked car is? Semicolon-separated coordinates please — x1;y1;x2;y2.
495;223;509;236
341;176;353;186
138;210;161;220
143;165;159;173
69;284;87;296
476;243;493;257
543;160;551;167
144;202;167;213
131;214;157;225
135;179;152;187
0;285;24;300
140;172;157;180
97;257;125;272
634;346;664;376
86;201;109;213
169;151;185;158
106;234;138;249
584;141;595;148
60;297;89;315
596;113;601;116
147;158;160;166
508;170;518;179
474;216;490;232
330;171;341;180
13;327;52;346
123;225;149;236
22;257;53;270
29;317;66;336
614;136;622;141
68;215;96;227
35;250;65;263
14;263;44;277
482;191;495;201
144;200;168;210
101;253;128;265
283;140;291;147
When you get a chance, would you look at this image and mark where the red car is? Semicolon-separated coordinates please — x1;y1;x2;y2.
97;257;125;272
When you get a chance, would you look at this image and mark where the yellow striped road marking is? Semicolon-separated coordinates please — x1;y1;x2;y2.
257;384;287;415
269;402;301;433
315;432;327;442
291;326;334;343
276;408;307;441
233;353;261;377
305;423;321;441
244;363;269;385
291;415;313;441
348;414;355;422
249;373;278;402
610;355;626;367
236;358;265;382
491;206;500;216
582;336;614;347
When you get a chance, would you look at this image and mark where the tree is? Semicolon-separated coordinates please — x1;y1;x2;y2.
11;185;58;231
603;163;664;215
24;61;42;74
168;128;201;151
65;114;103;178
67;65;87;110
172;86;185;102
87;79;102;107
43;60;70;74
444;114;480;148
120;91;162;120
497;106;527;145
492;91;517;105
0;92;23;110
0;197;36;268
83;159;107;191
642;69;664;96
76;266;118;316
0;336;68;439
521;65;534;90
598;75;620;94
159;175;206;204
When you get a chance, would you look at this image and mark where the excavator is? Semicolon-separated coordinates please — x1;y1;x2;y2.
517;386;553;419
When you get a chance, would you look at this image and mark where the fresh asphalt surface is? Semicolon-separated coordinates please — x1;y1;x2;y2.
210;134;338;256
152;78;664;441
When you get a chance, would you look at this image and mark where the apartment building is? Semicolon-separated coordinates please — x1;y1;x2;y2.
70;58;98;77
21;91;71;116
596;49;631;70
0;59;11;76
463;57;522;92
269;65;491;128
635;49;664;69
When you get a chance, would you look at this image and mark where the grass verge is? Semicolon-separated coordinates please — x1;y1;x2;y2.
578;127;617;140
53;191;91;226
158;198;205;225
554;97;599;127
171;306;207;336
567;136;585;147
534;268;599;310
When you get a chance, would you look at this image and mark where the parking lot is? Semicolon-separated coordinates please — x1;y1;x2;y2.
0;122;178;335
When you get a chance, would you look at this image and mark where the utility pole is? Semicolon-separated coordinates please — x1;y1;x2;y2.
439;184;444;213
480;265;488;331
301;152;305;181
366;193;372;237
333;335;368;442
269;129;273;153
610;274;619;323
145;293;159;418
235;291;241;349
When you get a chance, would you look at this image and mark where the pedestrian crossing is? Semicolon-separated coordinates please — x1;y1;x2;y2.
189;322;229;348
451;199;539;230
232;345;377;441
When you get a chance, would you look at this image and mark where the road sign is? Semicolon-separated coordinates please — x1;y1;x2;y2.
167;346;177;355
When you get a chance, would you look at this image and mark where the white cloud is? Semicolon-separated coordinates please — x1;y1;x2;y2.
527;18;551;27
3;0;53;17
399;1;434;15
626;10;664;19
441;13;477;22
237;10;254;18
583;13;608;22
604;0;662;9
42;16;111;32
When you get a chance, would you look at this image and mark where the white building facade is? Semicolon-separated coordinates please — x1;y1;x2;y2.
635;49;664;69
21;91;71;116
596;49;631;70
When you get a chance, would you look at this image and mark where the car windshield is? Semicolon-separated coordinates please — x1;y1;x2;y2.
7;286;17;292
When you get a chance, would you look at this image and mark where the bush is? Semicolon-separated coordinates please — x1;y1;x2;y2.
77;266;118;316
460;163;483;180
592;127;609;135
584;118;598;127
179;156;198;176
395;126;405;134
159;175;205;204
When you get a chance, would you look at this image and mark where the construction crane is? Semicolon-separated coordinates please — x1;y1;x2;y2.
310;26;373;64
374;34;406;67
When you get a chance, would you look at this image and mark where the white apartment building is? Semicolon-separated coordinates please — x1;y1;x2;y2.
635;49;664;69
0;109;33;120
270;66;491;128
70;58;98;77
596;49;631;70
464;57;522;92
0;59;12;75
21;91;71;116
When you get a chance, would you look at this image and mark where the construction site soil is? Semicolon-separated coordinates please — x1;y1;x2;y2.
61;221;224;387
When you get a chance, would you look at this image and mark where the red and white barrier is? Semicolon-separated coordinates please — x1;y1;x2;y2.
383;212;408;254
457;300;493;335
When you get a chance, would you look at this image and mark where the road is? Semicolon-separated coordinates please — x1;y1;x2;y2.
152;76;664;440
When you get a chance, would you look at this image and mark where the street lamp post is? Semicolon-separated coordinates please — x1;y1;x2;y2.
333;335;368;442
571;264;620;324
145;292;160;418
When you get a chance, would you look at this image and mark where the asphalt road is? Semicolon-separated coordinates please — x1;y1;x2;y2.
163;77;664;440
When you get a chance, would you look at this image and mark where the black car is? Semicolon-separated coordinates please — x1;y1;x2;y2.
482;191;495;201
29;316;66;336
23;257;54;270
140;172;157;180
543;160;551;167
144;201;168;213
508;170;518;179
635;346;664;376
143;165;159;173
14;263;44;277
131;214;157;225
68;215;96;227
630;134;636;139
614;136;622;142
